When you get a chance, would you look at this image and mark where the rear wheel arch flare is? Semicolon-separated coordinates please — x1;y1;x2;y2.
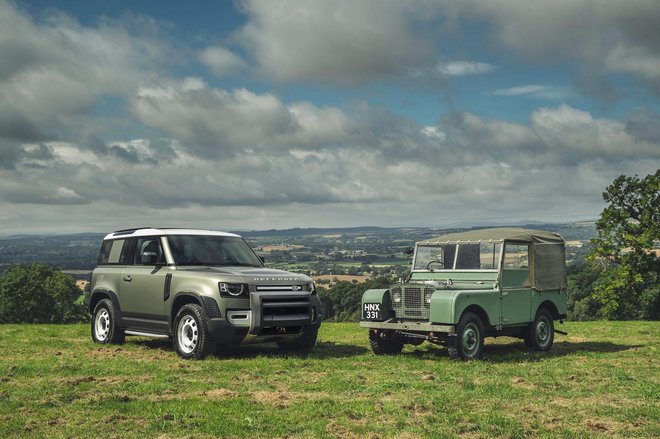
90;290;119;314
538;300;560;320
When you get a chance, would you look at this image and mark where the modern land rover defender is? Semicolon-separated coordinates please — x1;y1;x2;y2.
90;228;321;359
360;228;568;360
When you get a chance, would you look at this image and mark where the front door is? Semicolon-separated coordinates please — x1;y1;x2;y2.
500;243;532;325
119;236;169;333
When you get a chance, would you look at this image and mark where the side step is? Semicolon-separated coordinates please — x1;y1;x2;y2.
124;330;170;339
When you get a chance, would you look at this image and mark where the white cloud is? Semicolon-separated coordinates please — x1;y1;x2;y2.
435;61;497;76
236;0;440;84
198;46;247;77
444;0;660;94
492;85;571;100
131;78;350;157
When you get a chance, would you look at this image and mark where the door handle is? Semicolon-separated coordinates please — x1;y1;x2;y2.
123;275;132;282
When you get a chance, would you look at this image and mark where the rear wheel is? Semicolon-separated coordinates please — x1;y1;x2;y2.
448;312;484;361
173;304;213;360
369;330;403;355
277;328;319;353
91;299;125;344
526;308;554;351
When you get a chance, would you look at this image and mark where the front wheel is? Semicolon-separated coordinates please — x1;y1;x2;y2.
369;330;403;355
91;299;125;344
526;308;554;351
173;304;213;360
277;328;319;353
448;312;484;361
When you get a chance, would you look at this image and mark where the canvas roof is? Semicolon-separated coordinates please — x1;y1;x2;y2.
419;227;565;245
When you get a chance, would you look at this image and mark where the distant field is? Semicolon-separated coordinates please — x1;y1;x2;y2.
0;322;658;437
313;274;370;285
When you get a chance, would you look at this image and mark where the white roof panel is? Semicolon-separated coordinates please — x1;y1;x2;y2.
103;228;241;240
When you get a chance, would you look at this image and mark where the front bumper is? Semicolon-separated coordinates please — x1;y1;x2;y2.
208;291;321;343
360;318;455;334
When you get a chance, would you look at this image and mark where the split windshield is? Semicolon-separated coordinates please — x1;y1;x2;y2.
167;235;263;267
413;242;502;271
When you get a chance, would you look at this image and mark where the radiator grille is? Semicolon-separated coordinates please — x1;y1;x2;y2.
391;284;434;319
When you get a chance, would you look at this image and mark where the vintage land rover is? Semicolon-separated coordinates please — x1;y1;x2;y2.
90;228;321;359
360;228;567;360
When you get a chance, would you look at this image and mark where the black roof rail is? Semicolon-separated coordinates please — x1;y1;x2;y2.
112;227;152;236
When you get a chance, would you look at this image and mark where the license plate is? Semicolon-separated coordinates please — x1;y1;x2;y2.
363;303;381;320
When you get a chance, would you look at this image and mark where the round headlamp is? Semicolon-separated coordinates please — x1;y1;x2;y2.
219;282;245;296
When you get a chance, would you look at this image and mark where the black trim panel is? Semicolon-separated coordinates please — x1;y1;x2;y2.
164;273;172;301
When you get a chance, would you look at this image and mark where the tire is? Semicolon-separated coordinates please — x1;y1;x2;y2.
369;330;404;355
173;304;213;360
277;328;319;353
91;299;125;344
448;312;484;361
526;308;554;351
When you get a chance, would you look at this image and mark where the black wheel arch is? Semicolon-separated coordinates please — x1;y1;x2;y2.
90;289;123;322
170;291;216;329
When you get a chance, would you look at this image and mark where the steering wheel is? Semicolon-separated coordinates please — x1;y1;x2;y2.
426;260;444;271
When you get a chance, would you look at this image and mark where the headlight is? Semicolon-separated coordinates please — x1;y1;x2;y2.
218;282;247;297
307;282;317;295
391;288;402;303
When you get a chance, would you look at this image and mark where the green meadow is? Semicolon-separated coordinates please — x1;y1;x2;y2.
0;321;658;438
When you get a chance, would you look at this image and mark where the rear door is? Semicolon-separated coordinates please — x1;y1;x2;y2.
500;242;533;325
119;236;169;333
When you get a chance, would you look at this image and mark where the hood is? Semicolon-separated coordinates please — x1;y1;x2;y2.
175;266;311;283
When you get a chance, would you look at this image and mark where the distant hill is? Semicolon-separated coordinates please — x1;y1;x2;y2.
0;222;596;273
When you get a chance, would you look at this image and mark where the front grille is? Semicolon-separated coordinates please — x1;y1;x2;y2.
256;285;304;292
404;287;422;308
391;284;434;320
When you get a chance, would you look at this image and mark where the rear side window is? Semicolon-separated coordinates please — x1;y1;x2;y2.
97;239;126;265
503;244;529;269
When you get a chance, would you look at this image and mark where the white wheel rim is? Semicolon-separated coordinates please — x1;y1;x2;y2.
95;309;110;341
177;316;198;354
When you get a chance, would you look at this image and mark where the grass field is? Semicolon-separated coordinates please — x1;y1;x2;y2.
0;321;658;438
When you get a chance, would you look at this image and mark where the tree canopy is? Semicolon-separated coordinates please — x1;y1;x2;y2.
589;170;660;320
0;264;87;323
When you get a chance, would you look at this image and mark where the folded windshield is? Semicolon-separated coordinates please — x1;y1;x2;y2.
167;235;263;267
414;242;501;271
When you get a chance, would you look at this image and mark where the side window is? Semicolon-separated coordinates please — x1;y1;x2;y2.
503;244;529;269
106;239;126;264
97;241;112;265
134;237;164;264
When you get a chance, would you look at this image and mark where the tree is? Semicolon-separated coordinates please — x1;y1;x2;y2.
0;263;88;323
318;277;393;321
566;263;603;321
589;170;660;320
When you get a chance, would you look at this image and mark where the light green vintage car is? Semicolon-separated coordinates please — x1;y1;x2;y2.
360;228;568;360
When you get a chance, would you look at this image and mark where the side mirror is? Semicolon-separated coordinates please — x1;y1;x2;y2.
404;247;414;256
141;252;158;265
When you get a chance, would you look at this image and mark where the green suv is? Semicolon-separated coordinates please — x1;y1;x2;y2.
360;228;567;360
90;228;321;359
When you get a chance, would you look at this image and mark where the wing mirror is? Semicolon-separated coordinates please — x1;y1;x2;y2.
404;247;415;256
141;252;159;265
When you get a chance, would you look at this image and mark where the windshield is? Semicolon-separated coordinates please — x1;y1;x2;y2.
413;242;501;271
167;235;263;267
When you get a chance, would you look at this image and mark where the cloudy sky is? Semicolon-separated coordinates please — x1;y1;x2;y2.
1;0;659;235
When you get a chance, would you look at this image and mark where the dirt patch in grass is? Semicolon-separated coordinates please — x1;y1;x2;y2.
511;376;537;390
